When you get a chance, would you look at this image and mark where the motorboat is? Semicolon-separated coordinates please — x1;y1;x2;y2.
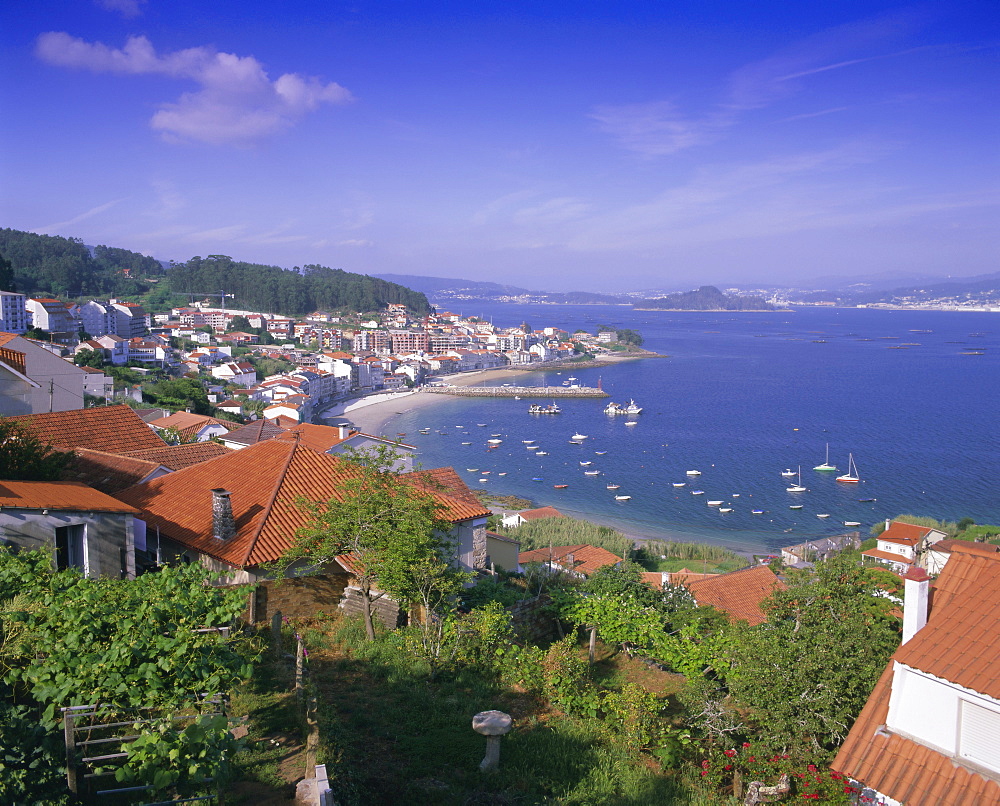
572;433;588;440
816;514;830;519
615;495;631;501
707;500;723;506
580;461;592;466
672;482;686;487
607;484;620;490
844;520;861;527
488;438;503;445
752;509;764;515
584;470;600;476
691;490;705;496
781;469;796;477
719;508;733;513
686;470;702;476
536;451;548;456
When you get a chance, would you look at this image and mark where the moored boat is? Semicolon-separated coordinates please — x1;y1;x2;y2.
813;443;838;472
836;454;861;484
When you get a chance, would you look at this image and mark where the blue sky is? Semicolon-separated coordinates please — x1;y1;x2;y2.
1;1;997;292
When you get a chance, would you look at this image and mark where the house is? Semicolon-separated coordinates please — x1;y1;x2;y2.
517;544;623;578
862;520;948;575
0;291;28;334
683;565;784;626
148;411;239;443
79;365;114;400
64;449;171;495
0;480;139;578
780;531;861;569
834;543;1000;804
0;332;86;414
120;441;230;471
501;506;564;528
26;298;81;343
5;405;168;454
484;531;521;572
219;419;289;450
115;441;492;597
275;423;416;471
212;361;257;387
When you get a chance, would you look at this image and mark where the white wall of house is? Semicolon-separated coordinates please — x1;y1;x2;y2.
0;335;84;414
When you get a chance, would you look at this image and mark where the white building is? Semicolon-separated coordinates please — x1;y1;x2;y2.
0;291;28;334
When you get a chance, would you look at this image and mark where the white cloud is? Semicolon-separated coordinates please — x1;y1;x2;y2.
337;239;374;247
35;32;353;145
95;0;144;18
590;101;725;157
34;198;124;233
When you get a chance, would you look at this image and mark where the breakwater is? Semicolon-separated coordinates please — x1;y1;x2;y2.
423;385;609;398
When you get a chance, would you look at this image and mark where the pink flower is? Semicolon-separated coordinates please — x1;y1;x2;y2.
701;760;710;769
807;764;817;772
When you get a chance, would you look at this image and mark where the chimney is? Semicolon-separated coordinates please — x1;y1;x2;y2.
337;425;352;440
885;518;891;532
901;567;930;644
211;489;236;541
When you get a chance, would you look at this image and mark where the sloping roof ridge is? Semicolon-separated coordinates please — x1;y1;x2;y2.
239;439;299;567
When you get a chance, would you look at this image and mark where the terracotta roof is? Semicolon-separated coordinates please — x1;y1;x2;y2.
0;480;138;513
7;405;167;454
0;333;19;348
120;442;230;470
407;467;489;518
517;544;623;577
862;548;915;565
517;506;564;521
685;565;784;626
834;544;1000;804
880;521;941;546
116;441;491;568
665;569;720;585
65;449;164;494
485;530;520;546
274;423;349;452
148;411;239;438
221;419;288;446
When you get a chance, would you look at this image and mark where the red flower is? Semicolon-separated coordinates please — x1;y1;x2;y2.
725;749;737;757
700;771;707;777
724;765;733;771
807;764;817;772
748;756;755;762
742;742;751;748
701;760;710;769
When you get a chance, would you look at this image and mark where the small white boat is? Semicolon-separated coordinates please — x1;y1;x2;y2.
536;451;548;456
786;467;807;493
790;504;804;510
488;438;503;445
477;423;487;427
481;471;491;475
817;514;830;519
781;469;796;477
526;445;539;450
686;470;702;476
466;468;479;472
595;451;607;455
572;433;588;440
584;470;600;476
625;421;638;426
672;482;686;487
522;439;535;444
615;495;631;501
752;509;764;514
498;472;507;476
580;461;592;466
813;443;837;472
569;439;582;444
836;453;861;484
607;484;620;490
691;490;705;495
719;507;733;513
624;399;642;415
461;441;472;445
732;493;740;497
844;520;861;527
707;500;723;506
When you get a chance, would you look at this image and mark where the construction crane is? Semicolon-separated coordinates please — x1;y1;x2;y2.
181;290;235;314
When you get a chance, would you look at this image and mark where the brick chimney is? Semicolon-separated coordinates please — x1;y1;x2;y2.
901;567;930;644
211;489;236;541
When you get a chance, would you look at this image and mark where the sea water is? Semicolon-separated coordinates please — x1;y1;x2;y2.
380;305;999;555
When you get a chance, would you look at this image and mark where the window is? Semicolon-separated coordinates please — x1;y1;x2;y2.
959;699;1000;773
55;524;86;572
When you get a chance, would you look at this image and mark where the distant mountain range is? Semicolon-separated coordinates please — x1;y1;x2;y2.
375;273;626;305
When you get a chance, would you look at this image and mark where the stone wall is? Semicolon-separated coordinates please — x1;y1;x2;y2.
250;573;350;622
508;594;558;645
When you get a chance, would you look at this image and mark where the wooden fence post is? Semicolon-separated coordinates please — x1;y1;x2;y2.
63;708;78;793
295;634;304;701
271;611;283;657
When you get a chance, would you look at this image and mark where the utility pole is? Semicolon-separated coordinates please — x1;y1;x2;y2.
49;378;54;412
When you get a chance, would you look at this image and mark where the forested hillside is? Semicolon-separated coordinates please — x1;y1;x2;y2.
0;228;164;297
169;255;431;315
634;285;774;311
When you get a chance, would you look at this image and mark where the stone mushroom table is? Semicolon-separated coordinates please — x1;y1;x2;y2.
472;710;513;772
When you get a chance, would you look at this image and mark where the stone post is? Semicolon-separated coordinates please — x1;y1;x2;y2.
472;710;513;772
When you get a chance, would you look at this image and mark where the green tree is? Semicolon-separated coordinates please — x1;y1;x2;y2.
228;315;252;332
280;445;459;640
0;254;15;292
0;418;71;481
72;347;105;368
616;328;644;347
714;554;899;757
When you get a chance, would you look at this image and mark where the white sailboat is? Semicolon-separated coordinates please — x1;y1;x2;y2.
786;466;807;493
813;443;838;472
836;454;861;484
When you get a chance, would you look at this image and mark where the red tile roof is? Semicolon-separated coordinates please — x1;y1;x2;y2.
148;411;239;438
834;544;1000;805
120;442;230;470
220;419;288;446
7;405;167;454
685;565;783;626
862;548;915;565
116;440;490;568
0;480;138;513
880;521;942;546
65;448;163;494
517;544;623;577
517;506;564;521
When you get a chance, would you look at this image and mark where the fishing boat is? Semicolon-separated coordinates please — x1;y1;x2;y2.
572;433;588;440
781;469;796;477
607;484;620;490
836;454;860;484
844;521;861;527
615;495;631;501
672;482;686;487
686;470;702;476
553;484;568;489
816;514;830;519
624;400;643;415
786;467;807;493
813;444;837;472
